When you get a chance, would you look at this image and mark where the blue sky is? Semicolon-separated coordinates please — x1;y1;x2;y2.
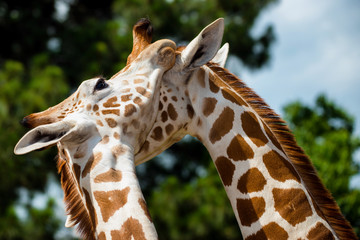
228;0;360;135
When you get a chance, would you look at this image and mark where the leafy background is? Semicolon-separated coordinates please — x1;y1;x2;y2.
0;0;359;239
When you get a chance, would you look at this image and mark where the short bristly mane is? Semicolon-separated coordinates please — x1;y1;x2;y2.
57;155;96;240
206;62;357;240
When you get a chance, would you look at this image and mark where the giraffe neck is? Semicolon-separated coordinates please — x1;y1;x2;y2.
186;66;338;239
58;137;157;240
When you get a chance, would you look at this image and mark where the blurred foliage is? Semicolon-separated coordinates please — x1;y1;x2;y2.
283;94;360;236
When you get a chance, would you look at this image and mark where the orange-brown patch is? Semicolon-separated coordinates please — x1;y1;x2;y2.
82;152;103;178
221;88;247;106
110;217;146;240
226;134;255;161
214;156;235;186
72;163;82;189
140;140;150;152
98;232;106;240
133;96;142;105
165;124;174;135
209;107;234;144
171;96;178;102
94;168;122;183
103;97;120;108
209;77;220;93
96;120;104;127
245;222;289;240
197;68;206;88
264;124;283;151
124;104;137;117
307;222;335;240
101;135;109;144
94;187;130;222
135;86;146;95
134;78;144;84
138;198;152;222
112;145;127;158
263;151;300;182
273;188;312;226
163;96;168;102
114;132;120;140
151;126;163;141
102;109;120;116
86;104;92;111
237;197;266;227
187;104;194;119
167;103;178;121
241;112;268;147
202;97;217;117
121;94;132;102
105;118;117;128
93;104;99;111
237;168;267;193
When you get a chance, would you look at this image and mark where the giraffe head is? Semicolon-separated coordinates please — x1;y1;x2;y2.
134;18;226;164
14;38;176;155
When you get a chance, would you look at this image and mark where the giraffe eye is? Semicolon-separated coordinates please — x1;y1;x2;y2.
94;78;108;91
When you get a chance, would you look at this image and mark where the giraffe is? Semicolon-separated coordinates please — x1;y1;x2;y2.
131;19;357;239
14;19;177;240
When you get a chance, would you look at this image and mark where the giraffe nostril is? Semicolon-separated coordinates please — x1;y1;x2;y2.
20;117;32;128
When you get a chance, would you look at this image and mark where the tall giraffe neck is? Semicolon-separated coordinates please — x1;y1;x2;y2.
58;138;157;240
185;65;343;239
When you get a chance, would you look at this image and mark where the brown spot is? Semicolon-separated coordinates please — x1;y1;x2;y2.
112;145;127;158
72;163;81;185
273;188;312;226
105;118;117;128
209;107;234;144
158;101;163;111
98;232;106;240
122;123;128;135
94;168;122;183
241;112;268;147
82;152;103;178
209;78;220;93
307;222;335;240
133;96;142;105
227;134;254;161
171;96;178;102
96;120;104;127
124;104;137;117
76;92;80;99
83;187;98;227
143;90;151;98
237;168;267;193
245;222;289;240
197;69;206;88
86;104;92;111
131;119;140;128
114;132;120;140
263;151;300;182
202;97;217;117
151;126;163;141
122;80;129;85
134;78;144;84
222;89;247;106
101;135;109;144
110;217;146;240
214;156;235;186
167;103;178;121
237;197;266;227
135;86;146;95
140;140;150;152
163;96;168;102
197;118;202;126
102;109;120;116
161;111;168;122
121;94;132;102
103;97;120;108
94;187;130;222
121;88;131;93
165;124;174;135
138;198;152;222
187;104;195;119
93;104;99;111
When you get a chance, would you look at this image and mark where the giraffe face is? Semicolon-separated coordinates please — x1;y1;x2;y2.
134;19;225;164
14;39;176;155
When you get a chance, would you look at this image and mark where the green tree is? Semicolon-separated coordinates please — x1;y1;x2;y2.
283;94;360;236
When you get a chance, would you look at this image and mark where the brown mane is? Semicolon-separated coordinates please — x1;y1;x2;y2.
206;62;357;240
57;155;95;240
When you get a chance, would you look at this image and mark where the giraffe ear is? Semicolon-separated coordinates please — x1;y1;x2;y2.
180;18;224;70
14;120;76;155
211;43;229;68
